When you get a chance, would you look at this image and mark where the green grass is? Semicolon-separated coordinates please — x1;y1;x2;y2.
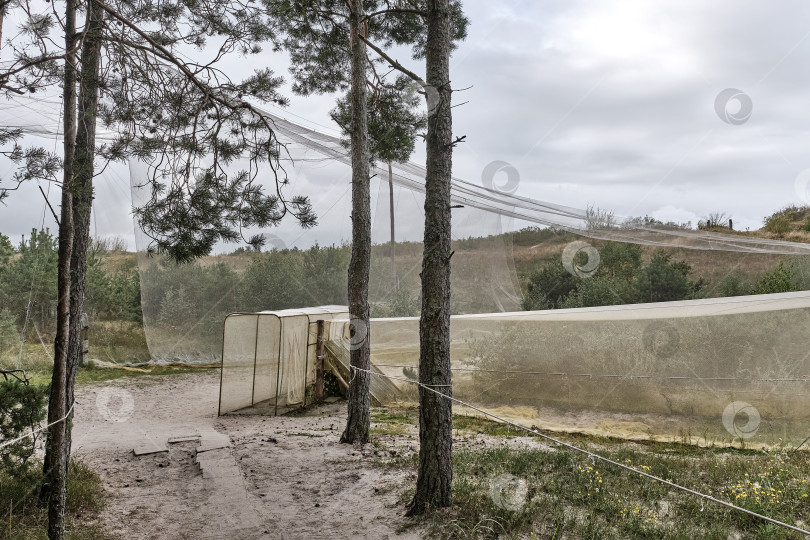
375;412;810;539
1;459;114;539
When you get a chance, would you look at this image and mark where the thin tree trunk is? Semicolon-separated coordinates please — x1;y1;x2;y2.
41;0;77;537
340;0;371;444
0;3;6;52
406;0;453;516
388;161;397;290
65;0;104;464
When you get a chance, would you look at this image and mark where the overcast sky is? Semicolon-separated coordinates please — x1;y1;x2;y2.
3;0;810;250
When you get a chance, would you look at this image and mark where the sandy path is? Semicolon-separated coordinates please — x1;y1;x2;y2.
73;372;422;539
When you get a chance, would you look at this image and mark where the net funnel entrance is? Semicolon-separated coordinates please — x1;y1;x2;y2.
220;291;810;447
219;306;348;415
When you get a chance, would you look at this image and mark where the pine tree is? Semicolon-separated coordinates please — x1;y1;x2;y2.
2;0;314;536
272;0;466;511
270;0;466;457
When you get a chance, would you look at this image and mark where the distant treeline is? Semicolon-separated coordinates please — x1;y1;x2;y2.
0;229;141;352
2;227;808;360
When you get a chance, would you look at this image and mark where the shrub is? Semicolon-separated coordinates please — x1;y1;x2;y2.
0;379;48;473
719;273;748;297
522;260;579;310
751;261;799;294
764;214;792;235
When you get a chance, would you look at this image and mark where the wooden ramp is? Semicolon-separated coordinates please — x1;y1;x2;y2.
323;340;403;406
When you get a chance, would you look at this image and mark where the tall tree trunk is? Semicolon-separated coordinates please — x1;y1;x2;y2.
41;0;77;537
388;161;397;290
406;0;453;516
340;0;371;445
65;0;104;463
0;3;6;52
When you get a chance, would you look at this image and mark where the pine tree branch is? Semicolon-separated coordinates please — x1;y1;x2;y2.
358;34;424;85
363;8;426;22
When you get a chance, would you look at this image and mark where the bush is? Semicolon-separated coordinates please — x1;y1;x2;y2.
632;252;695;303
371;286;420;317
764;214;792;235
751;261;799;294
522;260;579;310
524;243;701;310
0;379;48;473
0;229;59;334
719;273;747;297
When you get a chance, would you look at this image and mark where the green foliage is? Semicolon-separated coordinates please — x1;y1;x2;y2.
235;245;349;312
764;205;809;224
561;276;633;308
598;242;643;280
622;215;693;230
395;441;810;540
3;0;317;261
761;205;810;235
507;227;572;247
1;458;112;539
134;170;315;263
0;232;14;259
523;242;704;310
0;308;19;354
331;75;427;165
633;252;701;303
275;0;469;96
719;272;747;297
0;379;48;471
0;229;143;338
138;244;351;357
764;214;792;235
371;286;420;317
522;260;578;310
751;261;799;295
0;228;59;332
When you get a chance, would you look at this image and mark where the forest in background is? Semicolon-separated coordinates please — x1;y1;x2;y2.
2;203;810;366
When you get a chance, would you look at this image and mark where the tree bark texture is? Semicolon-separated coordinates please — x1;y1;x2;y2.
407;0;454;517
65;0;103;463
41;0;77;537
340;0;371;445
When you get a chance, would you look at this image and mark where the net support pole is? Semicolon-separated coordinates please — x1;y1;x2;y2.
274;318;283;416
388;161;397;291
315;320;325;402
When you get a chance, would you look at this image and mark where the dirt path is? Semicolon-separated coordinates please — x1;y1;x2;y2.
73;372;422;539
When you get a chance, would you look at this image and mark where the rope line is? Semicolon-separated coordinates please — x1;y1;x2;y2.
0;402;75;451
370;365;810;383
351;365;810;536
